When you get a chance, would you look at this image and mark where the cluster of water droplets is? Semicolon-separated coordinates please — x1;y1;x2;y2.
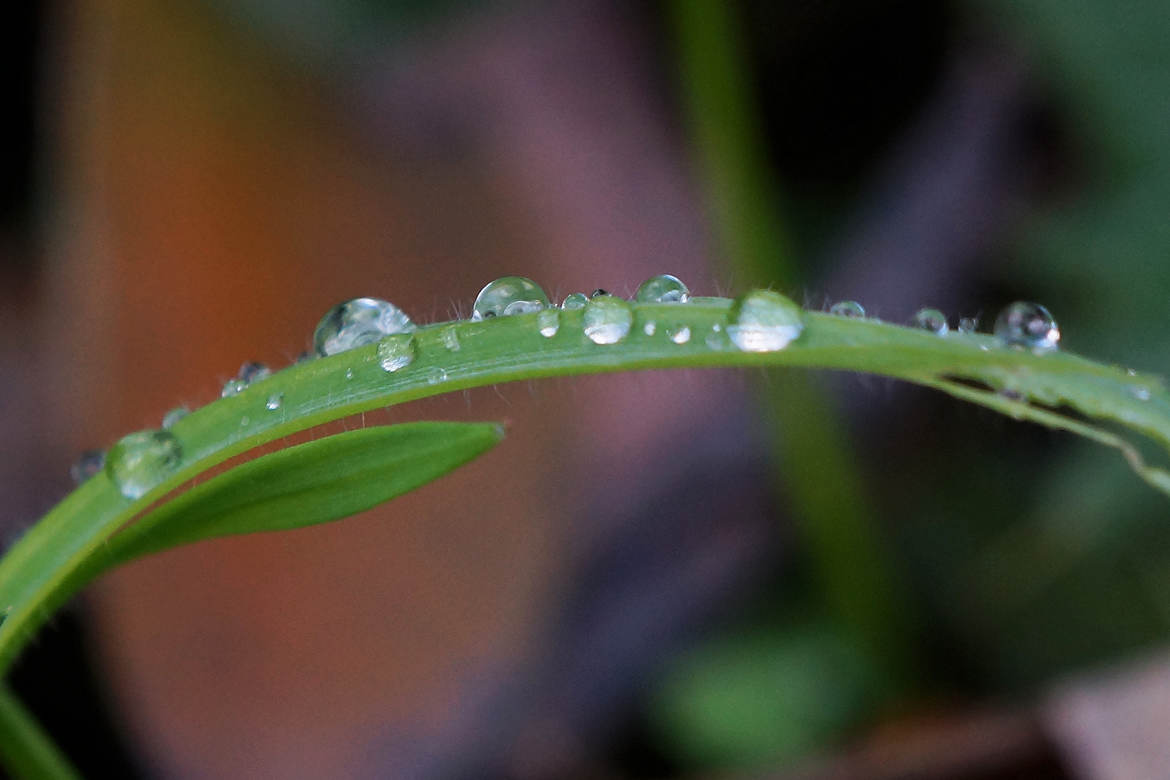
74;272;1103;499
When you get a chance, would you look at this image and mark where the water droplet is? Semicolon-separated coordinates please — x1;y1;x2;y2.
912;308;948;335
590;289;609;298
105;430;182;500
221;379;247;398
583;295;633;345
958;317;978;334
240;416;250;427
70;449;106;484
538;309;560;338
345;368;355;380
561;293;589;310
643;321;657;336
265;393;284;411
238;361;271;384
161;406;189;429
635;274;690;304
425;367;449;385
829;300;865;318
471;276;550;320
667;324;691;344
314;297;415;357
994;302;1060;352
440;325;461;351
377;333;417;372
727;290;805;352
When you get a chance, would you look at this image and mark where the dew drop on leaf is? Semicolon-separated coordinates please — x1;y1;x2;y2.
70;449;106;484
957;317;978;335
265;393;284;411
561;292;589;310
314;297;415;357
161;406;189;429
667;324;691;344
829;300;865;318
471;276;549;320
538;309;560;338
912;308;948;336
727;290;805;352
105;430;182;500
377;333;417;372
635;274;690;303
994;302;1060;352
583;294;633;345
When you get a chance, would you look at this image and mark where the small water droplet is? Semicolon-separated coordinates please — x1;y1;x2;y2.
591;289;609;298
221;379;247;398
583;295;633;345
538;309;560;338
377;333;417;372
994;302;1060;352
161;406;189;429
635;274;690;303
265;393;284;411
727;290;805;352
471;276;550;320
1129;385;1152;401
958;317;978;334
667;324;691;344
426;367;449;385
829;300;865;318
441;325;461;351
70;449;106;484
345;368;355;380
561;293;589;310
314;297;415;357
238;361;271;384
105;430;182;500
240;416;250;427
912;308;948;335
643;321;657;336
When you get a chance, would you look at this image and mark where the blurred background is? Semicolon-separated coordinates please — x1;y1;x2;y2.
2;0;1169;777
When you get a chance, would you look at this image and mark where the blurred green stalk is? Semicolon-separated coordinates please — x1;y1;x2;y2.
668;0;918;691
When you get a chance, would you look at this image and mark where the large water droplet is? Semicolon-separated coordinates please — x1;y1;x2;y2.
471;276;549;320
561;293;589;310
265;393;284;411
377;333;417;372
727;290;805;352
161;406;189;429
829;300;865;318
994;302;1060;352
583;295;633;345
314;297;415;357
71;449;106;484
912;308;948;335
635;274;690;304
105;430;182;500
667;324;691;344
538;309;560;338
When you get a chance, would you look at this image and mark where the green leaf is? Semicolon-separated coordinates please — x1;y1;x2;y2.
3;299;1170;684
94;421;504;570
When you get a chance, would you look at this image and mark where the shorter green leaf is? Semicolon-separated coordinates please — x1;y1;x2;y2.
94;421;503;569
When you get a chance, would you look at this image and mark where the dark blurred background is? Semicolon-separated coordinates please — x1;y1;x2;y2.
2;0;1169;777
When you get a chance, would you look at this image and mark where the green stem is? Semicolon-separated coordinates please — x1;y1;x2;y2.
667;0;917;685
1;302;1166;679
0;687;81;780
